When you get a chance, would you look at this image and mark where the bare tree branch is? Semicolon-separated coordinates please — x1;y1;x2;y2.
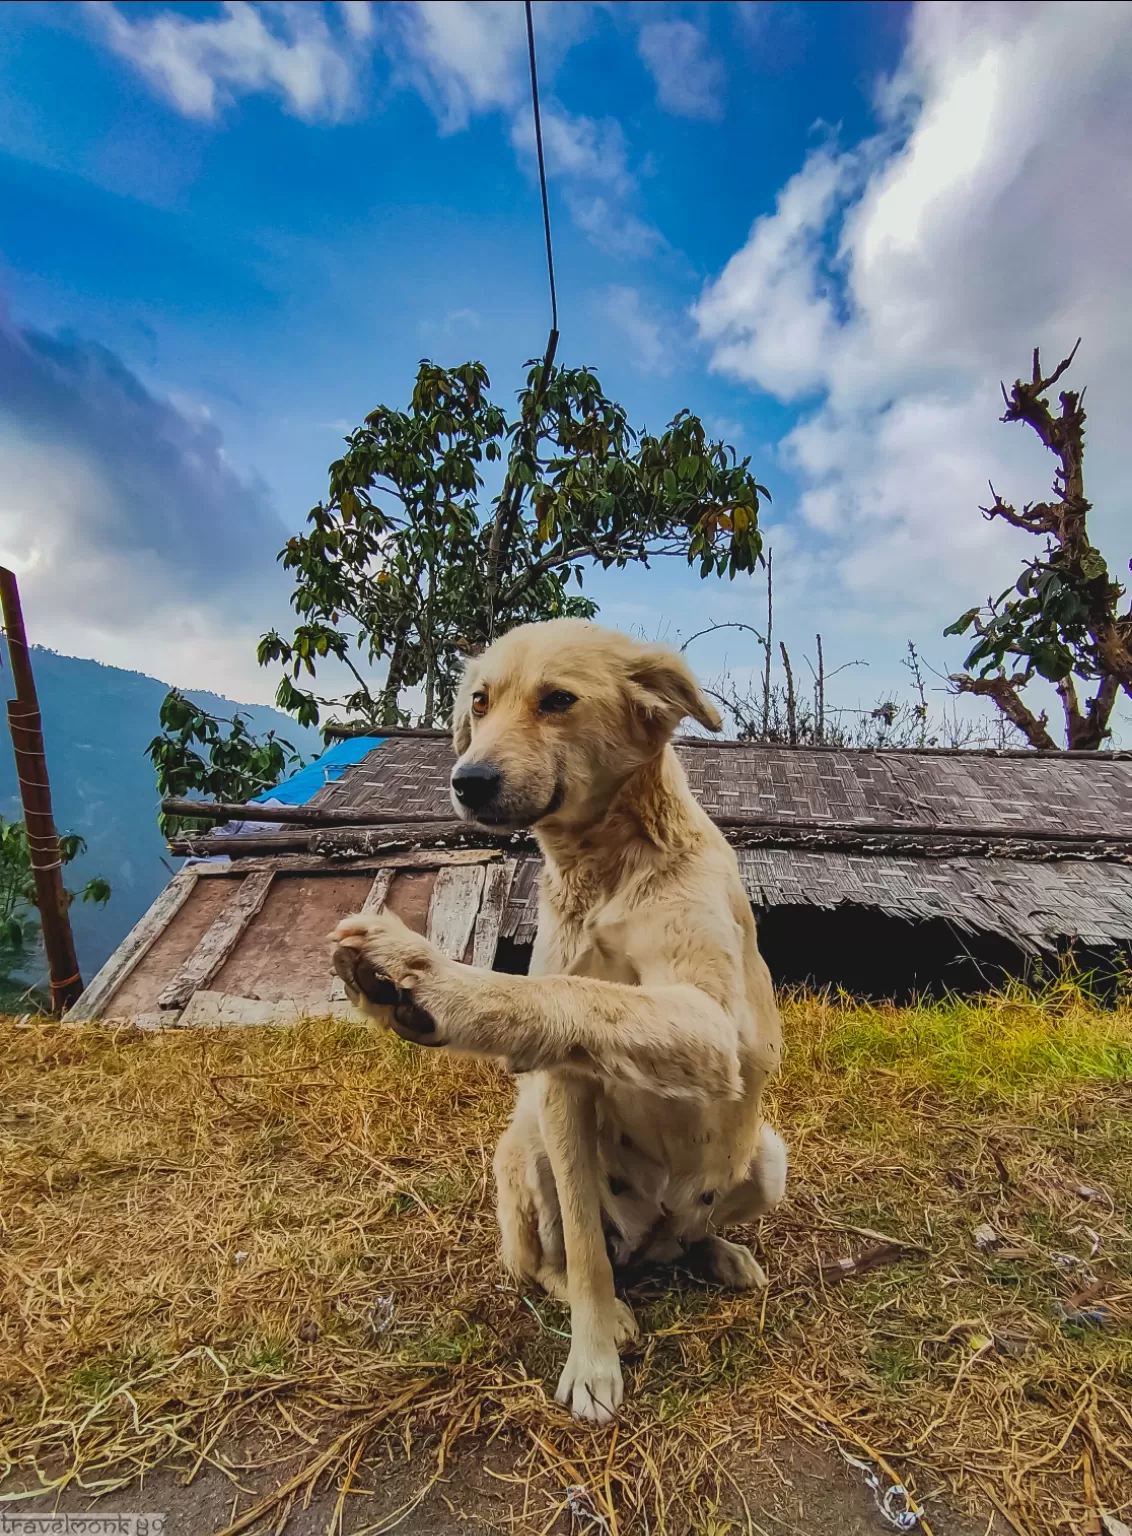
680;621;766;654
779;642;797;746
950;672;1059;750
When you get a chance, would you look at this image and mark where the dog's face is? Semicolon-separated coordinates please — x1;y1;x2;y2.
449;619;721;829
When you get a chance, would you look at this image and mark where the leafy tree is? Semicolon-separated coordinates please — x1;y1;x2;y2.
258;354;768;730
947;344;1131;749
147;690;303;836
0;818;110;1009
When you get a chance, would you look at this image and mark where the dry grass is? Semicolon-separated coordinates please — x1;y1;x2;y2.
1;983;1130;1534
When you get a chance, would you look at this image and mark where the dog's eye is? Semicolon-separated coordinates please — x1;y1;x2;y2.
539;690;577;714
471;691;489;717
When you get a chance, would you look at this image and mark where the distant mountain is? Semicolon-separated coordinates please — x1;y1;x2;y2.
0;645;321;985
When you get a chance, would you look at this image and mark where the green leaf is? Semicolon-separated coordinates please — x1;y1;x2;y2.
944;608;981;637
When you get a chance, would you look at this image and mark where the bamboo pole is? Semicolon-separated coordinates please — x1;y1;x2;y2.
1;568;84;1013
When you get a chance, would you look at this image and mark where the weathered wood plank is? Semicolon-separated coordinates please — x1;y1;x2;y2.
175;990;355;1027
329;868;396;1003
191;849;499;878
156;871;274;1010
426;864;486;960
472;858;517;969
359;867;396;915
67;868;199;1021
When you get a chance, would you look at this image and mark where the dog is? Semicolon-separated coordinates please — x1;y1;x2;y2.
331;618;785;1424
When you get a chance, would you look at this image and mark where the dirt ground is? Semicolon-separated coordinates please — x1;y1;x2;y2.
15;1435;1002;1536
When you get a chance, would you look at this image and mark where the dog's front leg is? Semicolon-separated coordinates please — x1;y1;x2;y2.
538;1075;635;1424
330;911;741;1102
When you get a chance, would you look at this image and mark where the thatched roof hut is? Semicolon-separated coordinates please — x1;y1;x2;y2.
70;733;1132;1023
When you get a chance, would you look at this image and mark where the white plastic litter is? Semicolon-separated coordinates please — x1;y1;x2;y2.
836;1445;922;1531
369;1295;396;1336
564;1484;612;1532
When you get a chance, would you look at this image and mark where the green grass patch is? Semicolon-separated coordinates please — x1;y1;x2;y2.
785;978;1132;1092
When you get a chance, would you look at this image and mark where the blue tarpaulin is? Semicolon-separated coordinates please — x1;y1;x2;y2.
251;737;384;807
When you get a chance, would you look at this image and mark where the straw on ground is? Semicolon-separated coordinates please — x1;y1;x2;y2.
1;982;1130;1534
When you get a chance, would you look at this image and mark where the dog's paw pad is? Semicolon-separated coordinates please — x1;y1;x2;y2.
332;945;399;1007
390;997;442;1046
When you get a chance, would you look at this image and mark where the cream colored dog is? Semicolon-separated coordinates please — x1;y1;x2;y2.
331;619;785;1424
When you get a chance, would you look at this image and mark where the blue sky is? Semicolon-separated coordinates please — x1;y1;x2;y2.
1;1;1129;740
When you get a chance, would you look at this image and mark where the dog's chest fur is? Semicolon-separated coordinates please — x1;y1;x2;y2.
535;887;748;1266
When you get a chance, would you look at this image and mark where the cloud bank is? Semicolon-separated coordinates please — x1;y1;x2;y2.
89;0;715;260
694;1;1132;654
0;314;290;698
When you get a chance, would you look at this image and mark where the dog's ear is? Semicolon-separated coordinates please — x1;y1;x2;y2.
450;661;477;756
626;645;723;736
452;702;472;757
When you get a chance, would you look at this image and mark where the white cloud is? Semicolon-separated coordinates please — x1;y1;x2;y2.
506;102;657;259
511;103;664;256
597;286;675;375
637;19;724;121
390;2;663;256
694;146;861;399
389;0;527;132
526;107;633;193
338;2;376;42
567;196;664;259
90;0;367;121
694;0;1132;666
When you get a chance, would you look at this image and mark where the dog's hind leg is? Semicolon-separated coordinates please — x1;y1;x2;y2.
494;1121;546;1286
686;1235;768;1290
686;1123;787;1291
495;1102;638;1364
494;1108;570;1300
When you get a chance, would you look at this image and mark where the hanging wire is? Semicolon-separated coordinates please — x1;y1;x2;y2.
524;0;558;342
486;2;559;642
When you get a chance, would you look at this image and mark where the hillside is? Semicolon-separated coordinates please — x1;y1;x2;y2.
0;645;320;987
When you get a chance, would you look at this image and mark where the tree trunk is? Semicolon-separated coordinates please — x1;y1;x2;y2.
780;641;797;746
378;630;410;725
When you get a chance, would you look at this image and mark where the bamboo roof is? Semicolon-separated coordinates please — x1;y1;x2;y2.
75;736;1132;1023
265;734;1132;956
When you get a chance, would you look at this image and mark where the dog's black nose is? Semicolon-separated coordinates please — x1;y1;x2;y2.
451;762;502;811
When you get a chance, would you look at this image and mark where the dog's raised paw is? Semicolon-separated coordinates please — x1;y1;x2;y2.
331;943;443;1045
332;944;399;1008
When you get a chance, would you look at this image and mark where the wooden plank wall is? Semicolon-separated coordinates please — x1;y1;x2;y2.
70;851;517;1025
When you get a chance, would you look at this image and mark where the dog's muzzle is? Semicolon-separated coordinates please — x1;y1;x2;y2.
450;761;503;815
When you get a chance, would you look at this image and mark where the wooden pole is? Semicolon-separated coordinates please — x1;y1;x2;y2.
161;797;455;827
161;794;1132;849
0;568;83;1013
